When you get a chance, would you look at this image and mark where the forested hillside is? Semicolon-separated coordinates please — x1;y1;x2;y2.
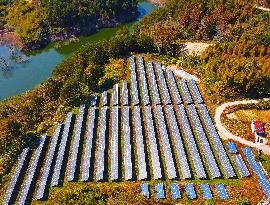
4;0;138;49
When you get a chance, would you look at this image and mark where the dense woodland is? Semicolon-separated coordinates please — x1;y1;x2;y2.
0;0;269;203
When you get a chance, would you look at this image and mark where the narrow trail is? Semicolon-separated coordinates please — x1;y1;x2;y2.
215;99;270;155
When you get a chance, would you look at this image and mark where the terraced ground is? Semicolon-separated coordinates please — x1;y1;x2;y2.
2;56;270;204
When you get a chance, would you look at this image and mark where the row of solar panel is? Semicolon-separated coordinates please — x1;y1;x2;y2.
140;183;228;200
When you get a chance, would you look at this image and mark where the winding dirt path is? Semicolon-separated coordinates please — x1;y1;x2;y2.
215;99;270;155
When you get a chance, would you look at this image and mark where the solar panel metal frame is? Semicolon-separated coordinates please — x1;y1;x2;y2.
215;184;229;199
111;106;119;181
67;105;86;182
112;84;119;106
81;107;96;181
96;107;108;181
144;106;162;180
122;81;129;106
166;69;182;104
179;80;193;105
2;148;29;205
198;104;236;178
130;56;140;106
18;135;46;205
123;107;133;181
187;104;221;179
200;184;213;200
189;79;204;104
36;123;62;200
155;63;171;104
165;105;191;179
51;112;73;187
170;183;181;199
155;183;165;199
138;56;150;105
185;184;197;200
176;104;207;179
232;154;250;178
133;106;148;180
146;61;161;105
155;105;177;179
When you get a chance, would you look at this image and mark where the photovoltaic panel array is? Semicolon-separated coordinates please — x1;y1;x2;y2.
144;106;162;180
215;184;229;199
122;107;133;181
165;105;191;179
200;184;213;200
111;107;119;181
140;183;150;198
18;135;46;205
51;112;73;187
82;107;96;181
176;104;206;179
36;123;62;200
122;81;129;106
179;80;193;105
146;61;161;105
155;183;165;199
227;142;238;154
2;148;29;205
232;154;250;178
185;184;197;200
243;147;270;197
67;105;85;182
155;105;176;179
166;69;182;104
187;104;221;179
96;107;108;181
170;183;181;199
130;56;140;105
138;56;150;105
155;63;171;104
189;80;204;104
112;84;119;106
198;104;236;178
133;106;148;180
101;91;108;107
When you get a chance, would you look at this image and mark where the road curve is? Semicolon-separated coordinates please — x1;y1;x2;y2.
214;99;270;155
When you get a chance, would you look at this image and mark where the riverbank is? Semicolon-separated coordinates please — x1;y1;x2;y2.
146;0;167;7
0;28;24;50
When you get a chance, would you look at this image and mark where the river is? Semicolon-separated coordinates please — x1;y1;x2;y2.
0;1;157;101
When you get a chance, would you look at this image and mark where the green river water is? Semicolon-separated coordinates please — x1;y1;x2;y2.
0;1;157;100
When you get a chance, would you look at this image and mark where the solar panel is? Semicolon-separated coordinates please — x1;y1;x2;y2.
51;112;73;187
67;105;86;182
185;184;197;200
101;91;108;106
200;184;213;199
112;84;119;106
18;135;46;205
155;105;177;179
179;80;193;105
232;154;250;178
138;56;150;105
155;63;171;104
144;106;162;180
82;107;96;181
2;148;29;205
166;69;182;104
176;104;206;179
111;106;119;181
140;183;150;198
187;104;221;179
215;184;229;199
122;107;133;180
96;107;108;181
155;183;165;199
243;147;270;197
36;123;62;200
122;81;129;106
165;105;191;179
133;106;148;180
198;104;236;178
227;142;238;154
90;95;98;106
146;61;161;105
189;80;204;104
129;56;140;105
170;183;181;199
